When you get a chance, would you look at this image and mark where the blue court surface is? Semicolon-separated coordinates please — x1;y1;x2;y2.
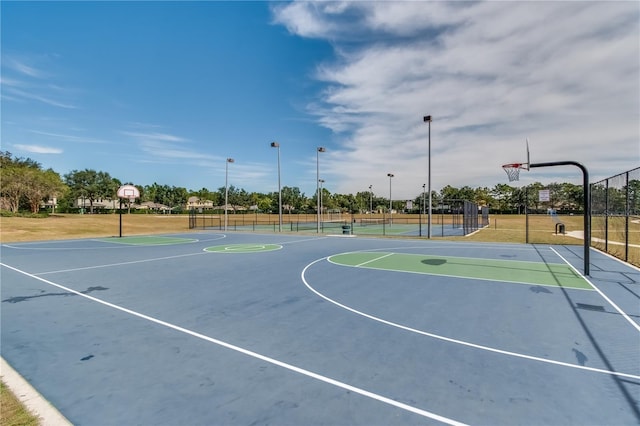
1;232;639;425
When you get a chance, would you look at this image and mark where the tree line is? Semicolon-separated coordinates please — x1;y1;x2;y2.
4;151;634;215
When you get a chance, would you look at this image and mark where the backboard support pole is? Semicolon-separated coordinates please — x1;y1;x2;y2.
530;161;590;276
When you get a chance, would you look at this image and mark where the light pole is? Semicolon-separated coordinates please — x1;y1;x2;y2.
225;157;234;231
423;115;433;238
387;173;394;224
319;179;325;221
369;185;373;213
270;142;282;232
316;147;325;232
421;183;426;236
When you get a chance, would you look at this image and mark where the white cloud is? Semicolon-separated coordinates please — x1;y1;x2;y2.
122;131;189;143
129;134;273;191
4;57;46;78
2;54;78;109
273;1;639;199
30;130;106;144
123;130;204;161
5;87;77;109
13;144;63;154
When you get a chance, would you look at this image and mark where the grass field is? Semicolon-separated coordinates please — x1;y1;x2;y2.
0;213;189;243
591;215;640;268
1;211;635;252
0;212;614;245
0;381;39;426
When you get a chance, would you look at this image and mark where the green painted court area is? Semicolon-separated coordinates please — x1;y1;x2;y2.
328;252;593;289
98;236;197;245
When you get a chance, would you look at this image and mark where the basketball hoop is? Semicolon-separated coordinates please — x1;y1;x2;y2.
117;184;140;200
502;138;532;182
502;163;528;182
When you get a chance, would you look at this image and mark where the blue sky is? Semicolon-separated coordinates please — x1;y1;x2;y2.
2;1;638;200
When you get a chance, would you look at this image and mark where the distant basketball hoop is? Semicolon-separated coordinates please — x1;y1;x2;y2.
117;184;140;202
117;185;140;238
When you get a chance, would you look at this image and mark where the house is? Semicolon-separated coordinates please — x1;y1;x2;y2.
138;201;171;212
186;196;214;210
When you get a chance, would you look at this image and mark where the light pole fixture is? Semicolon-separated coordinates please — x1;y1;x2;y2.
387;173;394;224
421;183;426;237
316;147;325;232
270;142;282;232
225;157;234;231
423;115;433;238
319;179;325;221
369;185;373;213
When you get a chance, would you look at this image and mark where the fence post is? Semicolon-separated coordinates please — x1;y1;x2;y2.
625;171;630;262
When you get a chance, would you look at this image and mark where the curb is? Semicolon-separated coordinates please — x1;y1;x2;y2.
1;357;72;425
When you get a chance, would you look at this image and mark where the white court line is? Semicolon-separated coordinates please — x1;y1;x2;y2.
550;247;640;333
0;262;467;426
302;257;640;381
355;252;394;267
2;234;227;250
95;238;200;246
31;235;323;275
277;236;330;245
35;252;209;275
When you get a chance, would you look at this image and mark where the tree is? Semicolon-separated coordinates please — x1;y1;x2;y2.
440;185;460;201
628;179;640;215
526;182;546;211
490;184;515;212
23;168;67;213
0;151;41;169
0;152;65;213
280;186;305;213
217;185;243;212
473;187;492;207
559;183;582;211
64;169;118;213
0;163;26;212
547;182;563;210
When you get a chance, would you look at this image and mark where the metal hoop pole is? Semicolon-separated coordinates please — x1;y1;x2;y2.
530;161;590;276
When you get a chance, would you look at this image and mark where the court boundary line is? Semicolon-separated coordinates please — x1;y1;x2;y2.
1;234;227;250
32;235;329;275
35;252;210;275
0;262;467;426
203;244;283;253
550;247;640;332
302;257;640;380
94;236;199;246
327;251;594;291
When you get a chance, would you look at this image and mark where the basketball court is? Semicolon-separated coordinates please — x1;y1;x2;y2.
2;231;639;425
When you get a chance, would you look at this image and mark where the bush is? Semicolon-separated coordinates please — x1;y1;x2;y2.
0;210;49;218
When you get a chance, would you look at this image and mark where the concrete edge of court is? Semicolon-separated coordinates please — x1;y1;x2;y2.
1;357;72;426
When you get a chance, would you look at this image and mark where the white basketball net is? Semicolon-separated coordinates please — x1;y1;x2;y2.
502;164;525;182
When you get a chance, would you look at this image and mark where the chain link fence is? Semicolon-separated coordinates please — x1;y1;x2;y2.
591;167;640;267
188;201;487;238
